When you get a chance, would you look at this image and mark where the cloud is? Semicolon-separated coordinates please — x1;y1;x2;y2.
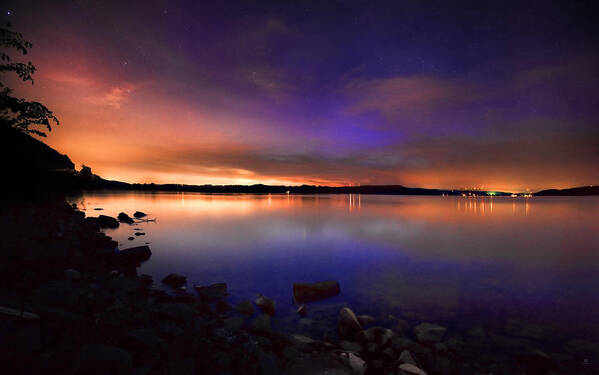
342;76;475;121
87;86;132;109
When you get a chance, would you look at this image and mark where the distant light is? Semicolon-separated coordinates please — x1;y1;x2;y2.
7;11;11;15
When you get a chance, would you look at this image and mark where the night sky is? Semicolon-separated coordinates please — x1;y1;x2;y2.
4;0;599;191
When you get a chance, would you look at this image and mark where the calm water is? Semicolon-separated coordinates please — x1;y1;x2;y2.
69;192;599;346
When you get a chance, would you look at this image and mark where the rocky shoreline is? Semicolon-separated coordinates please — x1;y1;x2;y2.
0;197;596;374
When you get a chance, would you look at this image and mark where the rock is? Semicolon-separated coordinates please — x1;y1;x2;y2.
357;315;375;327
398;363;428;375
465;325;486;337
235;300;255;315
413;323;447;343
194;283;228;300
134;232;145;236
248;313;271;334
255;294;276;315
339;340;362;352
399;350;418;366
346;352;366;374
356;327;394;350
224;316;247;331
338;307;362;339
118;245;151;264
77;344;132;375
120;329;164;354
133;211;147;218
297;304;307;317
96;215;119;229
517;350;557;375
293;280;341;303
64;268;81;280
161;273;186;288
215;300;231;313
505;319;547;340
155;303;194;322
117;212;134;224
127;237;134;240
94;207;103;210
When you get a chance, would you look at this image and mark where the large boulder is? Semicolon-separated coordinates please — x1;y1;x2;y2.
338;307;362;339
118;245;152;265
96;215;119;229
413;323;446;343
117;212;134;224
161;273;186;288
293;280;340;303
255;294;276;315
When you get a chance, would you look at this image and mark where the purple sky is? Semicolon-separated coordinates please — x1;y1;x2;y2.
4;0;599;191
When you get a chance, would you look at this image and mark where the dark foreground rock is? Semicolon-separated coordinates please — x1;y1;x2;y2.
293;280;340;303
93;214;119;228
162;273;187;288
118;245;152;265
117;212;134;224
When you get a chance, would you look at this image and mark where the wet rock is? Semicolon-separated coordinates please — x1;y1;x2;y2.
155;303;194;322
127;237;134;241
399;350;418;366
339;340;362;353
117;212;134;224
248;313;271;334
93;207;103;210
357;314;375;327
517;350;557;375
356;327;394;349
118;245;151;264
297;304;307;317
235;300;255;315
215;299;231;313
133;211;147;218
161;273;186;288
398;363;428;375
255;294;276;315
64;268;81;280
414;322;447;343
338;307;362;339
76;344;132;375
505;319;547;340
293;280;341;303
224;316;247;331
134;232;145;236
96;215;119;229
466;325;486;337
120;328;164;354
194;283;228;300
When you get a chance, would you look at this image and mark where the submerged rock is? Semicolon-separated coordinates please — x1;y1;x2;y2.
255;294;276;315
293;280;341;303
338;307;362;339
413;323;446;343
96;215;119;229
162;273;186;288
194;283;228;300
117;212;134;224
133;211;147;218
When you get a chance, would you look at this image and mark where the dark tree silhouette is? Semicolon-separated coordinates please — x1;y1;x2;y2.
0;22;58;137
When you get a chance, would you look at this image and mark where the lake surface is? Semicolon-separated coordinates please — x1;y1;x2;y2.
69;192;599;361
